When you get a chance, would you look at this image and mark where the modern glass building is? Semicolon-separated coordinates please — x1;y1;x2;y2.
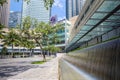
49;19;71;50
66;0;85;20
22;0;50;22
66;0;120;52
9;11;21;28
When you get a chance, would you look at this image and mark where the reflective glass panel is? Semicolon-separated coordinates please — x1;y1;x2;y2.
97;1;120;12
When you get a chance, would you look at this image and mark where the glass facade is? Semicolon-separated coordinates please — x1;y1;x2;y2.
9;12;21;28
66;0;120;51
22;0;50;22
48;19;71;50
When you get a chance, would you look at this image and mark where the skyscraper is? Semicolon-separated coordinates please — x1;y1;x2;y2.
22;0;50;22
66;0;85;20
0;0;10;27
9;11;21;27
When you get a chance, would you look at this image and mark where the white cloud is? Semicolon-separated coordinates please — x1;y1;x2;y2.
10;11;14;13
53;0;63;8
58;16;66;21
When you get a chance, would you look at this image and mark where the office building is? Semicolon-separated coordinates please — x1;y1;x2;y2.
22;0;50;22
50;19;71;50
9;11;21;28
66;0;85;20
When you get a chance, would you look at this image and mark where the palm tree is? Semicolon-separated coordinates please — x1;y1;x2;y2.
0;24;5;39
3;29;20;58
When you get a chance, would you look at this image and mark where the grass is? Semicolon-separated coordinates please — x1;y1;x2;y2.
31;61;46;64
31;58;52;64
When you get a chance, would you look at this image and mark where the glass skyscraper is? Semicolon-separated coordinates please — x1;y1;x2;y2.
9;11;21;28
66;0;85;20
22;0;50;22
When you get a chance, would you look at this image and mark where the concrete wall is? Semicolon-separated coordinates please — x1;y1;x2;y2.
0;0;10;27
64;38;120;80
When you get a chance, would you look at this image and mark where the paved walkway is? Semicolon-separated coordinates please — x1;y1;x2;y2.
1;54;98;80
7;54;63;80
0;57;43;80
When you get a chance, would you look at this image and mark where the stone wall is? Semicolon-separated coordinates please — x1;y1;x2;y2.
64;38;120;80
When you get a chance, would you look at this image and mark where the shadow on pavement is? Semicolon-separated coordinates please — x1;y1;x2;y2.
0;65;40;78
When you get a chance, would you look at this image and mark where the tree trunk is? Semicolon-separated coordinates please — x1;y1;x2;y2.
23;47;25;58
42;50;46;61
35;39;46;61
30;49;32;57
11;44;14;58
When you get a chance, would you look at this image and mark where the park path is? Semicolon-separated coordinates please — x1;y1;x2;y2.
7;54;63;80
0;57;44;80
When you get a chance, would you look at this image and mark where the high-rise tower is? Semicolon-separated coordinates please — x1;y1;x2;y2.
66;0;85;20
22;0;50;22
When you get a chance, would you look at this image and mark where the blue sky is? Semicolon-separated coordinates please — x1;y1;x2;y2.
51;0;66;20
10;0;66;20
10;0;22;12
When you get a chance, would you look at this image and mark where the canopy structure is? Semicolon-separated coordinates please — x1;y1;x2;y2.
66;0;120;51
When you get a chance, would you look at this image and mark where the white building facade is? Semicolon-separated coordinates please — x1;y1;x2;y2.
22;0;50;22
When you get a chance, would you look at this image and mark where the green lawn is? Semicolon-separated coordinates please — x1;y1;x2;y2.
31;61;46;64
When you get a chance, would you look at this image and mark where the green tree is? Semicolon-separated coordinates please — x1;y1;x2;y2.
1;46;8;58
3;29;20;57
44;0;54;10
21;16;63;61
31;22;52;61
0;24;5;39
0;0;6;6
26;41;35;57
48;45;61;56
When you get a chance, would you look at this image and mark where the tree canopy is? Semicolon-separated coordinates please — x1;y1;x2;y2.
21;16;63;61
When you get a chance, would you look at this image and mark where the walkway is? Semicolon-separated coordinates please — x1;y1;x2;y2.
0;57;43;80
7;54;63;80
0;54;98;80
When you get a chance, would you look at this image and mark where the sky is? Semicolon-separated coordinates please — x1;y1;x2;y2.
10;0;22;12
10;0;66;21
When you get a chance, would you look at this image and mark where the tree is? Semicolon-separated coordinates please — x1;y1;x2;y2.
49;33;60;45
48;45;61;56
26;41;35;57
0;24;5;39
3;28;20;57
21;39;35;57
1;46;8;58
44;0;54;10
21;16;63;61
0;0;6;6
31;22;52;61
